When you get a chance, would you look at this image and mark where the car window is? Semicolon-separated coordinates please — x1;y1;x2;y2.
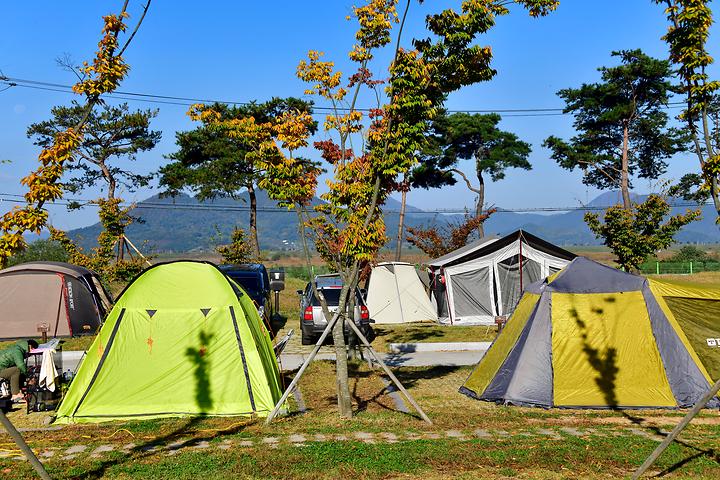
311;288;364;306
225;274;262;298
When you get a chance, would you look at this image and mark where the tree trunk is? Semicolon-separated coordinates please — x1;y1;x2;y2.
712;177;720;222
331;284;353;418
700;109;720;222
394;174;408;261
476;171;485;238
99;161;116;200
247;184;260;259
620;124;632;210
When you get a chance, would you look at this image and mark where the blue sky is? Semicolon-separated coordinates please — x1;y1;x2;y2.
1;1;718;229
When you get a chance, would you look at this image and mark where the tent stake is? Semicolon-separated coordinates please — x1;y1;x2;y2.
0;410;52;480
266;312;342;424
632;378;720;479
345;319;432;424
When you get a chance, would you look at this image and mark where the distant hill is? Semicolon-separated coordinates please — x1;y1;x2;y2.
69;190;720;253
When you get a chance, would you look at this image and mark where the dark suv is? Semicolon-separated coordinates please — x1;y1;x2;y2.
298;274;374;345
218;263;273;323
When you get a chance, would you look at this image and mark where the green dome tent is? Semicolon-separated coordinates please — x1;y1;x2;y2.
461;257;720;409
54;261;282;424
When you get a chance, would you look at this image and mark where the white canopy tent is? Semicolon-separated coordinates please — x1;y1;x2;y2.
366;262;438;324
427;230;575;325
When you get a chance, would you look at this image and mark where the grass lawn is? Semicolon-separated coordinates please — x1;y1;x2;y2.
650;271;720;285
372;323;497;351
2;270;720;478
2;362;720;479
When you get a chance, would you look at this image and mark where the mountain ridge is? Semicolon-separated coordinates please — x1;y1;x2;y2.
68;191;720;253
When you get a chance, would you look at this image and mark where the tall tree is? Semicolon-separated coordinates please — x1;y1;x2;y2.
411;112;531;237
27;102;160;200
193;0;559;420
544;49;686;210
0;2;153;268
159;99;315;258
585;194;700;271
406;210;496;258
655;1;720;222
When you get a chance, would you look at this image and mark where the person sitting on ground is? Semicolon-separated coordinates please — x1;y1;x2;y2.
0;339;38;403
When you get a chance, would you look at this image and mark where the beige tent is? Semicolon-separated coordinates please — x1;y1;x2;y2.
366;262;438;324
0;262;112;339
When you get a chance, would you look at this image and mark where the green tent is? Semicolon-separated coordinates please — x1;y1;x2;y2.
54;261;282;424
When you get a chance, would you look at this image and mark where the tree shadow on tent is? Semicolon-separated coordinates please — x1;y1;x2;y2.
185;329;214;414
569;302;718;473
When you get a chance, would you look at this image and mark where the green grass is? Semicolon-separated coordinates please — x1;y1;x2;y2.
2;272;720;478
4;433;720;479
2;362;720;478
372;324;497;352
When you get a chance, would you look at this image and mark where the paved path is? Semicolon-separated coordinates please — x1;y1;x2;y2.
0;425;669;462
278;349;487;371
61;348;487;374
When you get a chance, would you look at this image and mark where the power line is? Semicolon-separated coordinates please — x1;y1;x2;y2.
0;193;708;215
0;75;687;118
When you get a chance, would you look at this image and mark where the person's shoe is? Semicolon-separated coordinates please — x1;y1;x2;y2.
11;395;25;404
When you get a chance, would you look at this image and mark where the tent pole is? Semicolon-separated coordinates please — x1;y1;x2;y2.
124;235;153;266
442;269;453;325
53;276;65;338
632;378;720;479
345;318;432;424
519;233;523;293
0;410;52;480
265;312;342;424
394;266;405;324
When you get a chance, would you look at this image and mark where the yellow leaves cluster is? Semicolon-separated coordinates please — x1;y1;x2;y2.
351;0;398;60
73;13;130;97
323;110;364;135
0;10;132;267
38;129;81;166
187;103;222;123
274;110;314;151
297;51;345;101
521;0;560;18
258;156;320;208
186;103;318;207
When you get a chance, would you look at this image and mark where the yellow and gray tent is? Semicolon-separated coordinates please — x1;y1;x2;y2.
54;261;283;424
461;257;720;408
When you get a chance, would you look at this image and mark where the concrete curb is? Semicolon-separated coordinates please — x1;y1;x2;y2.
387;342;492;353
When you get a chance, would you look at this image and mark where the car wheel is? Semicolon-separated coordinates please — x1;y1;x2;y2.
360;325;376;343
301;332;315;345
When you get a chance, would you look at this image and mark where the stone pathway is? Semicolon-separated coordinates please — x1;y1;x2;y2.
0;426;672;462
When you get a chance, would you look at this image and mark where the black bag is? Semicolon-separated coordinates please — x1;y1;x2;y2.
26;385;61;413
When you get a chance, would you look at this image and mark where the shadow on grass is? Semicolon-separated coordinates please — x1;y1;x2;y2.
68;416;253;480
374;326;446;344
654;448;720;477
350;363;461;417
